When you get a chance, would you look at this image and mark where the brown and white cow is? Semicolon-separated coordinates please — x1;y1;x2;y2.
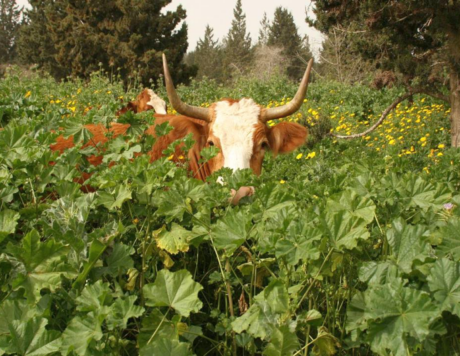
50;54;313;200
115;54;312;178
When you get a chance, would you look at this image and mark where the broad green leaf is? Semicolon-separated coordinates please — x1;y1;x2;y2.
326;189;376;224
275;221;321;266
312;327;341;356
435;217;460;260
153;189;192;222
345;291;367;334
301;309;323;326
62;119;93;144
0;209;19;243
232;280;289;340
179;324;203;344
76;280;113;315
104;243;134;275
347;278;440;356
256;207;297;254
386;218;432;274
0;300;35;336
140;339;193;356
253;183;296;221
97;185;132;210
427;258;460;317
404;177;436;209
321;210;369;251
107;296;145;330
60;313;103;356
6;230;74;301
211;209;250;257
0;317;61;356
73;222;121;290
398;174;450;210
358;261;399;285
263;325;299;356
156;223;193;254
72;240;106;291
143;269;203;317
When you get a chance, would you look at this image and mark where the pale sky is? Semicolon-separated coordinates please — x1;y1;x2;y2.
16;0;324;55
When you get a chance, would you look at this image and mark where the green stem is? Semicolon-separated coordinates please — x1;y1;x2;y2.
147;308;170;345
296;248;334;311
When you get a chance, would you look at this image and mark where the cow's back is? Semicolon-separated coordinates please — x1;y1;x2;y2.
147;115;211;180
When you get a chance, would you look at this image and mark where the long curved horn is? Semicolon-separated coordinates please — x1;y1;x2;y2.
260;58;313;122
162;54;211;122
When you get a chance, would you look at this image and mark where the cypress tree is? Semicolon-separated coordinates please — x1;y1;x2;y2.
192;25;223;81
268;7;312;80
258;12;270;46
310;0;460;147
0;0;22;63
222;0;253;80
18;0;195;86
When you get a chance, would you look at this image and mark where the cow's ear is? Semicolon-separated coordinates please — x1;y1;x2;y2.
267;122;308;156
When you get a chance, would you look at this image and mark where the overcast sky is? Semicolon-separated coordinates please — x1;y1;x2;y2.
16;0;324;55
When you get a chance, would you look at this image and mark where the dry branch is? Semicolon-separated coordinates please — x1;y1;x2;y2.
332;90;424;139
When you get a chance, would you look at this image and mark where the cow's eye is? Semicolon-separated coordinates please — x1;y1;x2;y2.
261;141;269;150
208;141;214;146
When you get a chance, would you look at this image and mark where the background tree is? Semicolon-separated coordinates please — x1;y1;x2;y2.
187;25;223;81
309;0;460;147
0;0;22;63
268;7;313;80
222;0;253;81
17;0;63;78
258;12;270;46
318;24;374;84
18;0;195;86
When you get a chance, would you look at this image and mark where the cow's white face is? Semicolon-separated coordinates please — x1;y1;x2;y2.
211;98;261;171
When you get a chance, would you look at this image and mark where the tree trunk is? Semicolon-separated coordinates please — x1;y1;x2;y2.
449;26;460;148
451;70;460;147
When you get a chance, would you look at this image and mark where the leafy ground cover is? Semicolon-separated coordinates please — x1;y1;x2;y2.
1;67;460;355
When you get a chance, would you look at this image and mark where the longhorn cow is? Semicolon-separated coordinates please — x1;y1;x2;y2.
50;55;313;198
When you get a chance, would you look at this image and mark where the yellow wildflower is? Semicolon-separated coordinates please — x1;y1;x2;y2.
296;153;303;160
25;91;31;98
438;144;445;149
280;180;286;184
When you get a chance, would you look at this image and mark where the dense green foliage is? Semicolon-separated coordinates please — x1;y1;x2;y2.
0;0;21;63
267;7;312;80
1;66;460;355
17;0;194;86
222;0;253;81
186;26;223;82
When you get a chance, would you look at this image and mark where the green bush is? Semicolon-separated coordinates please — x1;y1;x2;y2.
0;68;459;355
